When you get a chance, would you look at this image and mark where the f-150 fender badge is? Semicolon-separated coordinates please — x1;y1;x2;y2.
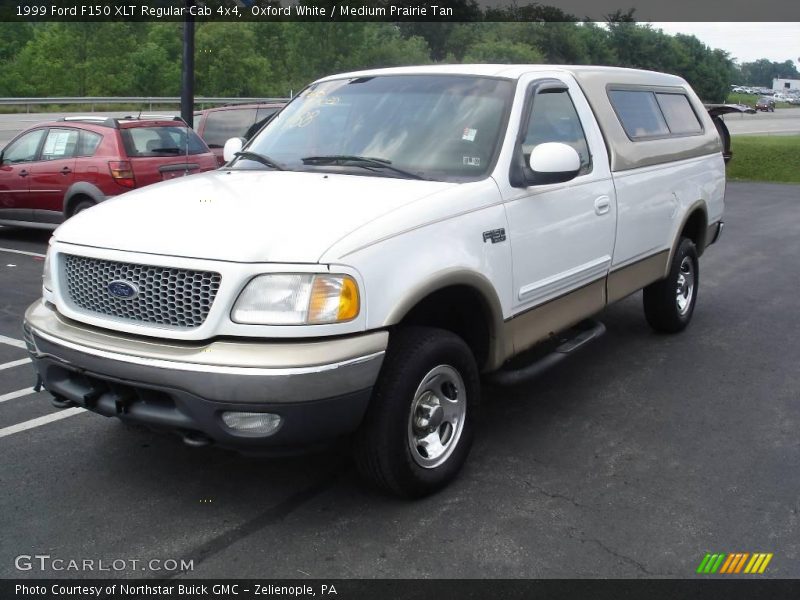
483;228;506;244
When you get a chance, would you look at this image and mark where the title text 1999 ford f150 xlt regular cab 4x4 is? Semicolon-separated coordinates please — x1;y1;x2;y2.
24;65;737;497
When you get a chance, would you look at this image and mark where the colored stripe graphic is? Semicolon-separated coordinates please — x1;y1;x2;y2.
696;554;712;574
699;552;773;575
719;554;735;574
734;553;750;573
744;554;760;573
759;554;774;573
720;553;741;574
709;554;725;573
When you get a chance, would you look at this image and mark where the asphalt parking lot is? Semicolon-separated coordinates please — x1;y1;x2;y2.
0;181;798;580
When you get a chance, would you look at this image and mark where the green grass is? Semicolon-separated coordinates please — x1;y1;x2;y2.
727;136;800;183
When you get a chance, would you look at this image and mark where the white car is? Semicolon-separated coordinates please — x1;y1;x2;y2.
25;65;732;497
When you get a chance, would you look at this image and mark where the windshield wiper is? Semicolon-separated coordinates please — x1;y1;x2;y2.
234;151;285;171
300;155;426;180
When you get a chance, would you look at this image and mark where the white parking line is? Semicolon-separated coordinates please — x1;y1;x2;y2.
0;387;36;403
0;358;30;371
0;407;85;439
0;246;46;258
0;334;27;349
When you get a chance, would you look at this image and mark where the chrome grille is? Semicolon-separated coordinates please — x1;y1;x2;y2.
62;254;222;329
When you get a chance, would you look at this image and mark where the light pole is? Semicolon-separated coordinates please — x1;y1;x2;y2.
180;0;195;125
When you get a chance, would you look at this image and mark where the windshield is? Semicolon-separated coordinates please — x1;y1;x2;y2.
236;75;514;182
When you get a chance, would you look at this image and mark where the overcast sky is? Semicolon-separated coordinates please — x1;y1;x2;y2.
645;23;800;65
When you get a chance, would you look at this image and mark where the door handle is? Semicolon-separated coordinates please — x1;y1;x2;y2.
594;196;611;216
18;169;28;178
60;167;72;175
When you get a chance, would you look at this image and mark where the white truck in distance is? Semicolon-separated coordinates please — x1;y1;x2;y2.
25;65;732;497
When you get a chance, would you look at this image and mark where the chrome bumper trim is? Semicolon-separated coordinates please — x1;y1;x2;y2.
29;326;384;377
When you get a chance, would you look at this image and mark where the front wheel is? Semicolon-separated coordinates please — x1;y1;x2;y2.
354;327;479;498
643;237;699;333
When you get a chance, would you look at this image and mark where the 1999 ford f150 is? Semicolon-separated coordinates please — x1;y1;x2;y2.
24;65;737;497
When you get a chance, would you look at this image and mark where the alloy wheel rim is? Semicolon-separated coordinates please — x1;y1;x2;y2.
675;256;695;316
407;365;466;469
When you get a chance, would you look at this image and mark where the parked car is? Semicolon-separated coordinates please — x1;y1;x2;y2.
0;115;217;229
755;97;776;112
26;65;735;497
193;103;286;166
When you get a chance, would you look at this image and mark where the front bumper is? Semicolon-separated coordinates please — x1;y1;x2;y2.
23;300;386;451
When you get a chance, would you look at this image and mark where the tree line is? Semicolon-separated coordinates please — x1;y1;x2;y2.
0;17;797;103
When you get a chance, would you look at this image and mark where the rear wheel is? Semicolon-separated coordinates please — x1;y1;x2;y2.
68;199;95;218
643;237;699;333
354;327;479;498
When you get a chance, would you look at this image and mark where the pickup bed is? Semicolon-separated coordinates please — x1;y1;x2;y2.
25;65;733;497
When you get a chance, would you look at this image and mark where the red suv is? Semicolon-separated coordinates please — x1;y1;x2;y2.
0;115;218;229
194;103;285;165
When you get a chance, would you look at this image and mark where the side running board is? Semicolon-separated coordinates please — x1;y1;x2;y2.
489;320;606;386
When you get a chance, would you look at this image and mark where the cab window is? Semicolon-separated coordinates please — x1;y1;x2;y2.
3;129;46;164
41;128;80;161
76;130;103;157
522;89;592;175
203;109;258;148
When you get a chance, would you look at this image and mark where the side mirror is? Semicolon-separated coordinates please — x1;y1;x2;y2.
222;137;245;163
528;142;581;185
0;151;4;166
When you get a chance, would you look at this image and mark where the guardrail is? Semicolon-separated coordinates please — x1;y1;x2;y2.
0;97;292;111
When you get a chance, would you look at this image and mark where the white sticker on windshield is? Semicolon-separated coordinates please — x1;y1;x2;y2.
463;156;481;167
462;127;477;142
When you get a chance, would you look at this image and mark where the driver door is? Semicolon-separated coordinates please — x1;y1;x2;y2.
501;76;616;353
0;128;47;222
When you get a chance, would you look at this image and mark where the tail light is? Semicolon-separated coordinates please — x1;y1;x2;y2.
108;161;135;188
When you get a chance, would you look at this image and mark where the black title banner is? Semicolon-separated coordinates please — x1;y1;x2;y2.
2;0;799;22
5;579;800;600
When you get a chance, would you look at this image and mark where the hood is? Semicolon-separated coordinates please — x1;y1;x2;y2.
55;170;453;263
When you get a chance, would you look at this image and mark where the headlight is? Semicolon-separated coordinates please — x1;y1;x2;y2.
231;273;360;325
42;244;54;293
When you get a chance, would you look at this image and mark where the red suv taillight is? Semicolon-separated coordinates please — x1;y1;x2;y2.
108;161;135;188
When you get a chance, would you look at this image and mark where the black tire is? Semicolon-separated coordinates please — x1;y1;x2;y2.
69;199;95;218
643;237;699;333
354;326;479;498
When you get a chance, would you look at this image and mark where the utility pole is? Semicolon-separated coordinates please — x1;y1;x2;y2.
180;0;195;124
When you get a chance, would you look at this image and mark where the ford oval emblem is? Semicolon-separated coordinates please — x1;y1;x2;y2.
107;280;139;300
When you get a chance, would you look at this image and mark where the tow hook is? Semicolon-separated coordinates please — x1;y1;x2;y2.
50;394;76;409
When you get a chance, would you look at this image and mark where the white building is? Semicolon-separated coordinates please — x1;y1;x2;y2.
773;78;800;91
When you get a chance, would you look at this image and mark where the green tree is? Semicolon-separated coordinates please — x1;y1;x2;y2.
195;23;271;96
739;59;800;87
671;35;733;101
463;39;544;64
9;23;140;96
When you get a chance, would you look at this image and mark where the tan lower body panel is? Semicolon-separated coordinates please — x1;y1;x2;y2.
606;250;669;304
501;279;607;361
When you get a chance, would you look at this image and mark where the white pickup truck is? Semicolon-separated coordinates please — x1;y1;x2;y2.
24;65;734;497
